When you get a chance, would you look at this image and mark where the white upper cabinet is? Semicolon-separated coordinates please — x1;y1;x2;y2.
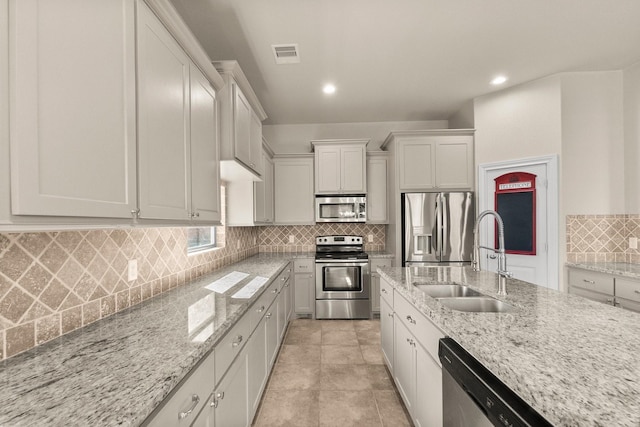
383;130;474;191
367;152;389;224
312;139;368;194
214;60;266;181
8;0;137;218
274;155;315;225
137;1;190;220
189;64;221;223
137;1;220;223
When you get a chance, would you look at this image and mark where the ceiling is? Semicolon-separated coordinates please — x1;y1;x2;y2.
169;0;640;125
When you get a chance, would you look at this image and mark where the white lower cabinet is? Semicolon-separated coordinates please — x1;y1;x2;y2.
293;258;315;316
148;264;293;427
370;258;392;314
380;298;394;370
381;277;444;427
146;350;215;426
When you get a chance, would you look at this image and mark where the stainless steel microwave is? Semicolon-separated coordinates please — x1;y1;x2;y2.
315;196;366;223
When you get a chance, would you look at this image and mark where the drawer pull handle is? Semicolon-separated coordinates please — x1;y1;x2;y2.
216;391;225;400
381;289;388;294
257;305;265;313
406;315;416;324
272;289;278;294
583;279;596;284
606;298;614;303
232;335;243;347
178;394;200;419
387;313;393;318
266;312;272;319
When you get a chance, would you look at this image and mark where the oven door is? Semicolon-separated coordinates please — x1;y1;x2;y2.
315;260;370;300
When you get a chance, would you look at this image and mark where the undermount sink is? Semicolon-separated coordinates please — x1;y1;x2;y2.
415;284;483;298
436;297;515;313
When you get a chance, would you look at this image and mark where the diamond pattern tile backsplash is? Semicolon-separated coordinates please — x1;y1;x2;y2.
259;224;386;253
0;223;385;360
566;214;640;263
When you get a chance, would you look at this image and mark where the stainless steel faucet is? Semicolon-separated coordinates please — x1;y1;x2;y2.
472;210;512;295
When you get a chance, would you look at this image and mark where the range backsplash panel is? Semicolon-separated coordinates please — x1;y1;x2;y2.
259;224;386;253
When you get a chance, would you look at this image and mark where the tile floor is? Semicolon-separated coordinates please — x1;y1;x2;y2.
252;319;413;427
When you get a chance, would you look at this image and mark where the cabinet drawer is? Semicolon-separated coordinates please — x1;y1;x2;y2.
146;350;215;426
215;314;251;382
294;258;314;273
568;269;614;295
393;291;444;364
278;263;292;287
615;277;640;303
380;277;393;306
250;284;277;331
570;286;614;306
370;258;392;271
615;296;640;313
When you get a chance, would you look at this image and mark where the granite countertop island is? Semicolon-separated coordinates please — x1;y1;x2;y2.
0;254;292;426
378;266;640;427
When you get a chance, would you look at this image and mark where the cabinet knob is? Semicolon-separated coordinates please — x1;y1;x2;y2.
178;394;200;419
266;312;272;318
257;305;265;313
381;288;387;294
232;335;243;347
130;209;140;218
583;279;596;284
406;315;416;324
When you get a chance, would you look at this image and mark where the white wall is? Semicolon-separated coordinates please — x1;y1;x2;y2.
448;100;475;129
474;76;563;167
561;71;624;215
263;120;448;153
624;61;640;213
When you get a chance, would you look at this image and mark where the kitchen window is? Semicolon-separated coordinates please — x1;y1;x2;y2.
187;227;217;253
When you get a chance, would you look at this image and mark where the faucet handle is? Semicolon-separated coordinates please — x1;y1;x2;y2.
498;270;513;278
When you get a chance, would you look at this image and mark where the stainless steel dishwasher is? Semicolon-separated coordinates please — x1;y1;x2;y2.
438;338;553;427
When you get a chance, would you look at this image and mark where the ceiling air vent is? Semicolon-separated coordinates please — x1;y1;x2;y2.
272;44;300;64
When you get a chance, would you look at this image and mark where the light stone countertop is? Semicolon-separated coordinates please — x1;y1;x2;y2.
0;253;293;427
367;251;395;259
378;266;640;427
566;261;640;279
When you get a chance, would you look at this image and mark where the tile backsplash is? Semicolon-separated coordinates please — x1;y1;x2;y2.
0;222;386;360
259;223;386;253
0;226;259;360
566;214;640;263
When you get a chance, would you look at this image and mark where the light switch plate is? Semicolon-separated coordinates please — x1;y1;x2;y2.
368;234;374;242
630;237;638;250
289;235;295;243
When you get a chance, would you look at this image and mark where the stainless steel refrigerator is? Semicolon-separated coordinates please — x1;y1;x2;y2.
402;192;474;266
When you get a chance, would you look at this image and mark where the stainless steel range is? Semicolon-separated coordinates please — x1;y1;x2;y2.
315;235;370;319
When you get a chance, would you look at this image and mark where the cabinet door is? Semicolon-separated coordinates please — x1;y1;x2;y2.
380;298;394;371
213;352;249;427
264;156;275;223
233;85;252;168
137;2;190;220
265;302;279;368
398;140;435;190
414;342;442;427
294;273;314;314
253;150;267;223
367;156;388;223
9;0;137;218
247;317;267;418
277;288;287;342
190;64;220;223
274;157;315;225
249;111;263;176
315;147;341;193
393;318;415;415
340;145;366;193
435;137;473;189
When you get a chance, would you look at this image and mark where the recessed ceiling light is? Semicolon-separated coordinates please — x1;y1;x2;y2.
491;75;508;85
323;84;336;95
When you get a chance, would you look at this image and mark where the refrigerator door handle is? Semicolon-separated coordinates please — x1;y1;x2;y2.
440;193;447;258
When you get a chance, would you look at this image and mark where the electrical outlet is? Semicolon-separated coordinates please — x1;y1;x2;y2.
630;237;638;250
368;234;374;243
289;235;295;243
127;259;138;282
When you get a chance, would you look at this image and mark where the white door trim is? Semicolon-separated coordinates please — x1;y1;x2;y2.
478;155;559;290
